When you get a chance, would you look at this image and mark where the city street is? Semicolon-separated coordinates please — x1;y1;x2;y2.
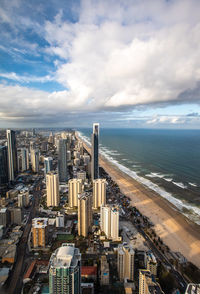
2;181;41;294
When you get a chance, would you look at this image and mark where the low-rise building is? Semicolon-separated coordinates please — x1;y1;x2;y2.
145;251;157;276
0;244;17;264
100;255;109;285
81;266;97;281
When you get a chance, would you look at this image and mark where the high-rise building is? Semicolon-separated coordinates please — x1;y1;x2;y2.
41;141;48;152
21;148;29;171
145;251;157;277
100;205;120;241
83;153;90;165
77;171;86;183
6;130;18;182
58;139;68;182
93;179;107;209
91;123;99;180
30;141;35;150
118;244;135;281
74;151;80;159
48;132;54;144
68;179;83;208
0;208;10;227
46;172;60;207
74;158;80;166
31;149;39;173
49;243;81;294
139;270;164;294
44;157;53;174
67;150;71;162
18;192;29;207
56;212;65;228
9;207;22;225
0;146;8;189
32;218;48;248
78;141;84;156
78;192;92;237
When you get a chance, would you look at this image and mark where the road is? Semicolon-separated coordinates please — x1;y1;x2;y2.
2;181;41;294
134;222;188;291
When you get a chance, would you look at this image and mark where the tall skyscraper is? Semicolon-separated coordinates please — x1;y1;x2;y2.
48;132;54;144
49;243;81;294
44;157;53;174
100;205;120;241
78;192;92;237
118;244;135;281
58;139;68;182
68;179;83;208
91;123;99;180
46;172;60;207
6;130;18;182
21;148;29;171
0;146;8;189
93;178;107;209
31;149;39;172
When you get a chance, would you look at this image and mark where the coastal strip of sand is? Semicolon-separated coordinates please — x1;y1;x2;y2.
82;140;200;268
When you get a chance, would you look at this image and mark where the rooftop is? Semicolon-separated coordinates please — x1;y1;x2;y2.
32;218;48;228
49;243;81;268
81;266;97;276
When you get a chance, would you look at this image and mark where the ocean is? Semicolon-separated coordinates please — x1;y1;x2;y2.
78;128;200;225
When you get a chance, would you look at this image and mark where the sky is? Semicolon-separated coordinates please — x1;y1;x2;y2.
0;0;200;129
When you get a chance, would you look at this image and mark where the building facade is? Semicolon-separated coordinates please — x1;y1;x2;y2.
46;172;60;207
0;146;8;189
58;139;68;182
6;130;18;182
91;123;99;180
118;244;135;281
31;149;39;173
32;218;48;248
21;148;29;171
68;179;83;208
139;270;164;294
44;157;53;174
93;179;107;209
100;205;120;241
78;193;92;237
145;251;157;277
49;243;81;294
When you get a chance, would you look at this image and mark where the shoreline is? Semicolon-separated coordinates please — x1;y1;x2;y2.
81;139;200;268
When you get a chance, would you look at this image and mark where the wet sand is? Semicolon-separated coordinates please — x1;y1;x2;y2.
83;141;200;268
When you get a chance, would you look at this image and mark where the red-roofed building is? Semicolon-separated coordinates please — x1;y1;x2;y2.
81;266;97;281
23;260;37;280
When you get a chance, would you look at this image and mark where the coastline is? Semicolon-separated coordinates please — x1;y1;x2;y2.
81;139;200;268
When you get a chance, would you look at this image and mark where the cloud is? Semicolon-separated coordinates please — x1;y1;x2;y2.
1;0;200;126
146;114;200;126
0;72;54;83
44;0;200;110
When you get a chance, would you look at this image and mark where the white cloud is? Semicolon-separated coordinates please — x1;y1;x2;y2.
43;0;200;111
1;0;200;125
0;72;54;83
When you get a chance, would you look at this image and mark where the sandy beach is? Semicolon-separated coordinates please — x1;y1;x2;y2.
82;141;200;268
